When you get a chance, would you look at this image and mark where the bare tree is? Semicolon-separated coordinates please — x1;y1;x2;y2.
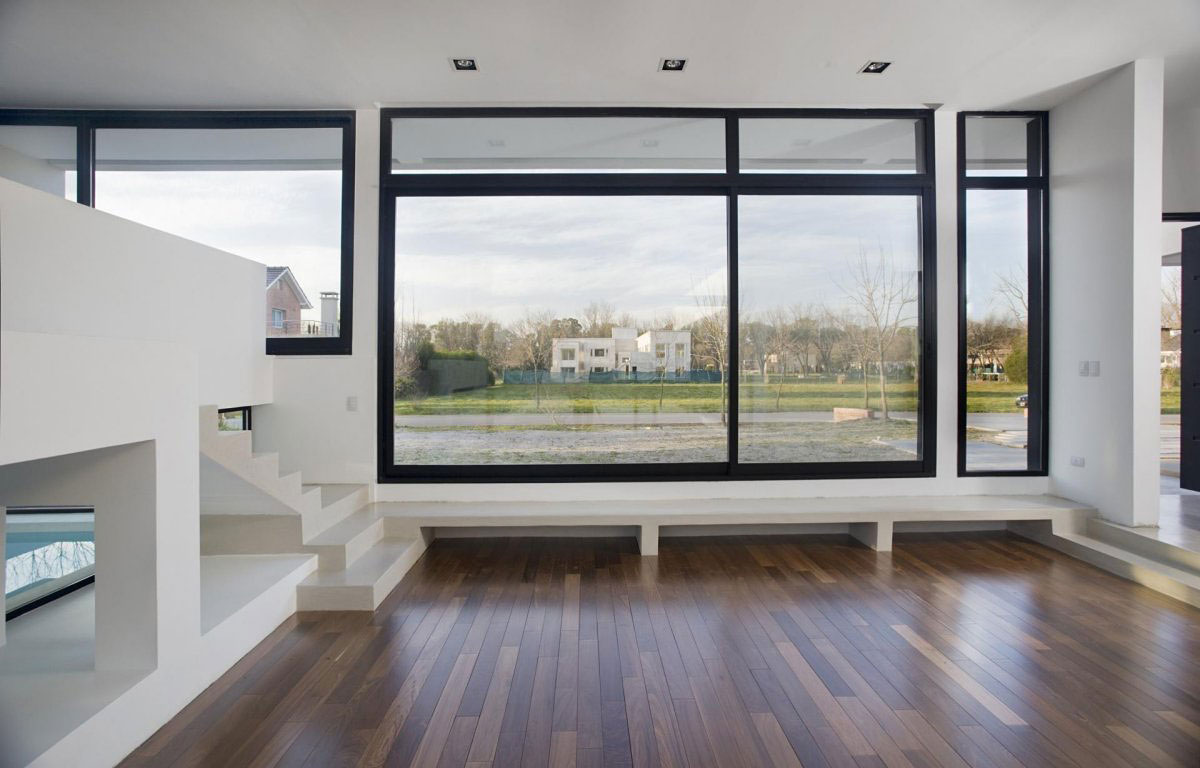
1163;268;1182;331
996;266;1028;325
840;247;916;420
764;308;797;411
511;310;556;409
837;313;874;409
582;301;617;337
690;292;729;425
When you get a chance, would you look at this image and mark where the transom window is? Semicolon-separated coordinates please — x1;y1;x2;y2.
380;109;936;482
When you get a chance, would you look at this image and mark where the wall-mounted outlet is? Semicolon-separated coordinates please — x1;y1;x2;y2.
346;395;358;412
1088;360;1100;377
1070;456;1085;467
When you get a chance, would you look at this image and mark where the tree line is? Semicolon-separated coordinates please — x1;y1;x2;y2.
396;250;921;419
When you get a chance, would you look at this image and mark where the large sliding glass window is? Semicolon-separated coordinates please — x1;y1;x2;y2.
381;110;936;482
0;110;355;355
958;113;1048;474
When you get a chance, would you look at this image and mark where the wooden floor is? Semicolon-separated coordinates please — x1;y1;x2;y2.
121;533;1200;768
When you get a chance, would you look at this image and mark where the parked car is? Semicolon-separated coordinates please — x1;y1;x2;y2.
1015;393;1029;408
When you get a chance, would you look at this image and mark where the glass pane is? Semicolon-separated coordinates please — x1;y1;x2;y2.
0;124;77;200
218;408;249;431
94;127;344;339
737;195;922;463
391;117;725;173
964;116;1040;177
5;509;95;614
393;196;728;465
964;189;1031;471
739;118;921;174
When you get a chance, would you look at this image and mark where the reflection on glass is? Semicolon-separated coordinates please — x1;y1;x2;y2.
93;127;344;339
737;196;922;463
393;196;728;465
739;118;921;174
964;116;1039;177
5;510;95;613
964;189;1030;471
0;125;77;199
391;117;726;173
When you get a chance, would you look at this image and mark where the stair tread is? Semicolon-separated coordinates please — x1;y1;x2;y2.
1056;531;1200;583
302;483;367;507
305;508;383;546
300;538;417;588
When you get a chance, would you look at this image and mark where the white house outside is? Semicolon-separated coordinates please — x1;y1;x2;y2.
551;327;691;378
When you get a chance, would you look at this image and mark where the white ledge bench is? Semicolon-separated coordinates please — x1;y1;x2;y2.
376;494;1093;555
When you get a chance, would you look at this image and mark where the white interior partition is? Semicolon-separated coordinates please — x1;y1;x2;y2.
0;180;280;767
1049;59;1165;527
0;177;272;407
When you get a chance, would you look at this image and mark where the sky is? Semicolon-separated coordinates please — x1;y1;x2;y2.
93;169;343;321
61;167;1022;331
394;195;927;329
964;189;1029;323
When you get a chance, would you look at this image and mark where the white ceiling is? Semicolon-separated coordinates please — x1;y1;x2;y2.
1;0;1199;112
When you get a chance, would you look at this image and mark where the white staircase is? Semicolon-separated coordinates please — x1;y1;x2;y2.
198;405;426;611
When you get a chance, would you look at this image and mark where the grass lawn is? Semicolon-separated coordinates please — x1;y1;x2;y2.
395;377;1184;417
397;378;927;415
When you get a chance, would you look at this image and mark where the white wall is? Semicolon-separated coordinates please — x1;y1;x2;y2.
1049;60;1164;526
0;178;272;408
258;108;1055;501
251;113;379;483
1163;106;1200;212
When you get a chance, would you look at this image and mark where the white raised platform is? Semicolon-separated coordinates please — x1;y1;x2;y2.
377;494;1094;555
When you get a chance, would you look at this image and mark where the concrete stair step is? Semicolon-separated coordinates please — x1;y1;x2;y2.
200;513;304;555
304;507;386;570
1021;528;1200;608
301;484;370;538
297;537;425;611
1087;519;1200;575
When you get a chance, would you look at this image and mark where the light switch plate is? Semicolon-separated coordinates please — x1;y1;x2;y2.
1070;456;1085;467
346;395;358;412
1079;361;1090;376
1088;360;1100;377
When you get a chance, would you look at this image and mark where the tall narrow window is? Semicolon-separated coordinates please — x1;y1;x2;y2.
959;113;1048;474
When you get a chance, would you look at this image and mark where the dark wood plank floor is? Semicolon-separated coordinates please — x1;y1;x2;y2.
121;533;1200;768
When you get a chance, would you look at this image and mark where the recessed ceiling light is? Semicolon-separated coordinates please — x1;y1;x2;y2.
859;61;891;74
451;58;478;71
660;58;686;72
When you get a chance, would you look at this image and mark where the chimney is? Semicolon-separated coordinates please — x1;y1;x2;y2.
320;292;339;331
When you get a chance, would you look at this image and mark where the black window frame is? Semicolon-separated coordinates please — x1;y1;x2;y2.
0;109;356;356
956;111;1049;476
378;107;937;483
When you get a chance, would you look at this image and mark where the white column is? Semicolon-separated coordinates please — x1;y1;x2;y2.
1049;59;1164;526
934;108;959;481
